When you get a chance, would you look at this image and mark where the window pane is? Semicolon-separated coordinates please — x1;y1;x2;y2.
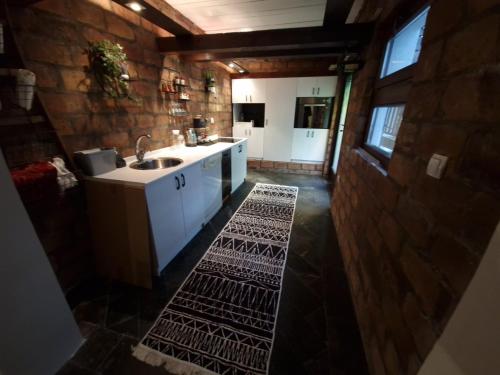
366;105;405;156
381;6;430;78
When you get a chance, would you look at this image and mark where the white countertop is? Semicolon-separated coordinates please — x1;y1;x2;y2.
87;138;246;186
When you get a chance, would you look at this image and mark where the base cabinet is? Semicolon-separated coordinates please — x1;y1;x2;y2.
202;154;222;223
86;143;246;288
233;123;263;159
146;162;204;273
291;128;329;162
231;140;247;193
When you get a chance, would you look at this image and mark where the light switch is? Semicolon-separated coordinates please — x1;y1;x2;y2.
210;117;215;124
426;154;448;179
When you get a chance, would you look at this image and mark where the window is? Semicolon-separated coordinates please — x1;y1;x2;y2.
366;105;405;156
381;6;430;78
364;5;430;165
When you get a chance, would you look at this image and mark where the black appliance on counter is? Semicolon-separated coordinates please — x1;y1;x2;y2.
221;149;231;201
232;103;265;127
294;97;334;129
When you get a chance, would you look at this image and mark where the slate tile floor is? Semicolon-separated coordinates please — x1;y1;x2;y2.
59;170;368;375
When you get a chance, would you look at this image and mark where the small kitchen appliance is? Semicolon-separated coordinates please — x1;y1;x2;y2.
74;148;117;176
185;128;198;147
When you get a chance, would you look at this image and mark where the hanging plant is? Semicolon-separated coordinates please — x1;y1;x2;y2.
203;70;216;93
86;40;134;100
203;70;216;86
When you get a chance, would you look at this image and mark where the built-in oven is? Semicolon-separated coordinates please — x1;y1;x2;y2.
294;97;334;129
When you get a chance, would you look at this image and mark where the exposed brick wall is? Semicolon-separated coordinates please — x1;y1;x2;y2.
247;159;323;175
4;0;232;290
9;0;232;158
331;0;500;374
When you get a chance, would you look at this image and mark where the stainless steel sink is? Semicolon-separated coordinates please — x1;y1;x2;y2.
130;157;183;170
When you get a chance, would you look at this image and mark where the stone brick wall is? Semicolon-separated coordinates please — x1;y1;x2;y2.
247;160;324;175
4;0;232;291
331;0;500;374
9;0;232;158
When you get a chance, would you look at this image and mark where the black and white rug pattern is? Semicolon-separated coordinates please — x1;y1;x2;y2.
133;183;299;375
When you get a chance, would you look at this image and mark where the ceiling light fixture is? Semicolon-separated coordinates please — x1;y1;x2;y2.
126;1;145;12
226;61;247;74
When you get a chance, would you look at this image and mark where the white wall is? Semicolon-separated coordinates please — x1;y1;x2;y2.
418;221;500;375
0;151;82;375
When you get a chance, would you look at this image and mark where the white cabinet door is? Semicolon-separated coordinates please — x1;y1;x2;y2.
308;129;329;162
316;76;337;97
231;141;247;193
297;76;337;97
291;129;329;162
232;79;247;103
291;129;311;161
263;78;297;162
297;77;318;97
248;79;266;103
247;127;264;159
233;122;249;138
232;79;266;103
145;175;185;271
179;162;204;239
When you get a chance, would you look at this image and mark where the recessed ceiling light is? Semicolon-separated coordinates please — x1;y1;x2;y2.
239;69;245;73
240;28;253;32
126;2;145;12
228;63;235;68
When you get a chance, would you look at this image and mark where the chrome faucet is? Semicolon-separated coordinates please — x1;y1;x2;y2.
135;134;151;162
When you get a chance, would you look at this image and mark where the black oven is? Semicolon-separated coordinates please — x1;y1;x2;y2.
294;97;334;129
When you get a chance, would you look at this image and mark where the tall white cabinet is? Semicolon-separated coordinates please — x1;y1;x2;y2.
232;76;337;164
263;78;297;162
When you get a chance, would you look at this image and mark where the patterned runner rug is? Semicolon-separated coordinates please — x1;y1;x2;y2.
133;183;299;375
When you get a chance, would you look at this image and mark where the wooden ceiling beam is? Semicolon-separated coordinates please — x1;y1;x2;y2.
6;0;43;6
323;0;355;27
180;46;360;62
157;23;373;57
111;0;192;36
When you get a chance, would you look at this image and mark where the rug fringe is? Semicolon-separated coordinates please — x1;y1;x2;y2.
132;344;218;375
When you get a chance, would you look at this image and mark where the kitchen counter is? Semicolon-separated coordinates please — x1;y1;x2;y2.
87;138;246;185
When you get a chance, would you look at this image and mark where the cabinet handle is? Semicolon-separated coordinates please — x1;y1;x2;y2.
318;87;320;95
312;87;314;95
250;95;252;102
175;176;180;190
312;131;315;138
265;119;268;126
306;130;310;138
249;129;252;136
239;145;242;153
181;173;185;187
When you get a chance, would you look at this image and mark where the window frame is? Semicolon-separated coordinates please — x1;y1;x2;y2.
362;2;430;167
